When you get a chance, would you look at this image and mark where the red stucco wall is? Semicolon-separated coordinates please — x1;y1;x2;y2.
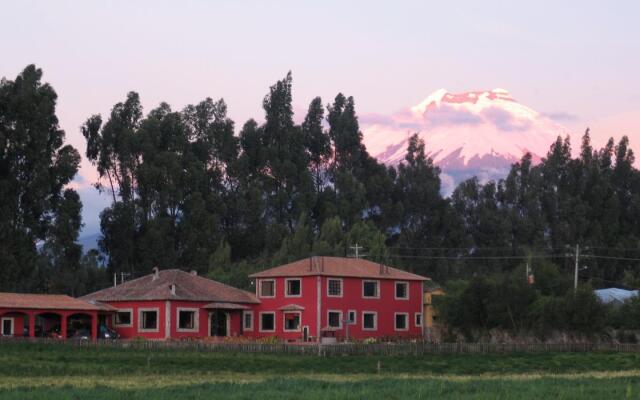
250;276;423;341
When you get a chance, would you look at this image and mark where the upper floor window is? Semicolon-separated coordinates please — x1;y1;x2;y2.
362;280;379;298
260;279;275;297
395;282;409;300
285;278;301;297
327;278;342;297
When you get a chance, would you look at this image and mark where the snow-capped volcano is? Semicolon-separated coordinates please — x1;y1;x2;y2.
362;89;569;191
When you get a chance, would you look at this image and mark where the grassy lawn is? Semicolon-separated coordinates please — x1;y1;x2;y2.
2;342;640;399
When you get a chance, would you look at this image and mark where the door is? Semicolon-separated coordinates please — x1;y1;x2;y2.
210;311;227;337
1;318;13;336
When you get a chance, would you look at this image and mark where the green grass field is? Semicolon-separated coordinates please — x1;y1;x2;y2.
2;342;640;399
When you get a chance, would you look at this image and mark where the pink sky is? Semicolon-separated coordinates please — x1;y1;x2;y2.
2;0;639;234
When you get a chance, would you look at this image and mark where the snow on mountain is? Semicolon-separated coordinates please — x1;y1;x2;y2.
362;89;570;193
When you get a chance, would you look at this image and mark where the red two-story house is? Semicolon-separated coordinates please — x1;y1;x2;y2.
248;257;428;341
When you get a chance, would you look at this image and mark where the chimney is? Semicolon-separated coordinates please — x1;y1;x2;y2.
152;267;160;281
170;284;176;295
190;270;198;276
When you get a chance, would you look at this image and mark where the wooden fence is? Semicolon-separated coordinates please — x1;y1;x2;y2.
3;337;640;355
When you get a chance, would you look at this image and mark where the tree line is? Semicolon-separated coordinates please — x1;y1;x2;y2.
3;65;640;313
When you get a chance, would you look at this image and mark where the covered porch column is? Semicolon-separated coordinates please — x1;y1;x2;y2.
27;311;35;338
91;311;98;340
60;311;68;339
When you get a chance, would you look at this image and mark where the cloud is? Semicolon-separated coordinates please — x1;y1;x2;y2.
483;107;532;132
542;111;579;122
423;104;483;127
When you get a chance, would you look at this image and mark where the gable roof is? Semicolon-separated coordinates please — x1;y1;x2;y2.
249;257;429;281
81;269;259;304
0;293;113;311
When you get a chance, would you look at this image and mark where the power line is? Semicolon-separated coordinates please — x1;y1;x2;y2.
383;254;568;261
582;255;640;262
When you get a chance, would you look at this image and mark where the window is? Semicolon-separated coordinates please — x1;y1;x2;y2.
347;310;356;324
363;280;379;298
362;312;377;331
415;313;423;327
395;282;409;300
260;312;275;332
285;278;301;297
260;280;275;297
283;312;301;331
395;313;408;331
114;309;132;327
243;311;254;331
327;278;342;297
139;309;159;332
177;308;198;331
327;310;342;329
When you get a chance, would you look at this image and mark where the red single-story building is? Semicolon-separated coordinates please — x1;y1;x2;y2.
1;257;429;342
80;268;260;339
0;293;115;340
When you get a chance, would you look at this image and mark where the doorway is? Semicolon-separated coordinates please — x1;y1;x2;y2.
209;311;228;337
1;318;13;336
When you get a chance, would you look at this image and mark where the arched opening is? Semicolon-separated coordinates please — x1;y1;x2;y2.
34;312;63;338
1;311;30;337
66;313;93;340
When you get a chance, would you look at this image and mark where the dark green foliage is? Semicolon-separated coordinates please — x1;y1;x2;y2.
0;65;99;293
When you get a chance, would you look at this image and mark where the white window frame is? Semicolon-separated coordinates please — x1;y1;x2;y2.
176;307;199;333
285;278;302;298
362;311;377;331
259;311;276;333
415;312;423;327
282;311;302;332
138;308;160;333
243;311;254;331
394;281;409;300
114;308;133;328
347;310;357;324
327;278;343;297
1;317;14;336
327;310;343;329
362;280;380;299
394;312;409;331
259;279;276;298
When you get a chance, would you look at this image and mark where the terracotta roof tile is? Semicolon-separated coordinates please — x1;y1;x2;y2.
249;257;429;281
0;293;110;311
81;269;259;304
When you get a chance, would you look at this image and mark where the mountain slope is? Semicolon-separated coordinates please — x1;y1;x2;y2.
362;89;569;191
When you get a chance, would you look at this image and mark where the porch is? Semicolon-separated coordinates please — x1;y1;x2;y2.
0;293;114;340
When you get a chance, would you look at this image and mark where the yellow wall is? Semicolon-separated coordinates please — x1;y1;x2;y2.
423;288;445;328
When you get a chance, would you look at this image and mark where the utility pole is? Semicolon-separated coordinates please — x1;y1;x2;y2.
574;244;580;291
